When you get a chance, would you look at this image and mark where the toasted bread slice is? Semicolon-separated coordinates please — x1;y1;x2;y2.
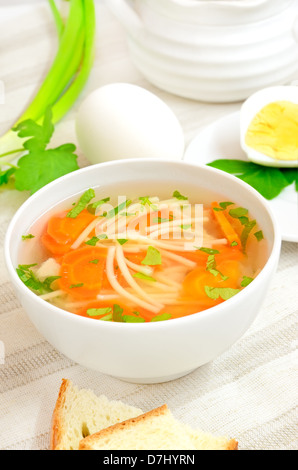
50;379;143;450
79;404;238;451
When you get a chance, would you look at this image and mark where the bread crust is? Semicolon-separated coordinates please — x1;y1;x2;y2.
50;378;70;451
79;404;168;450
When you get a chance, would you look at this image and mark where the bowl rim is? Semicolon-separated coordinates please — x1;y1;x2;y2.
4;158;282;330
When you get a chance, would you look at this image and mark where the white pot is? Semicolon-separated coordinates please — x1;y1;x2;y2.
106;0;298;102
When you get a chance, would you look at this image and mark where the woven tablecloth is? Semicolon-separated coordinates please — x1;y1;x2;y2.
0;1;297;451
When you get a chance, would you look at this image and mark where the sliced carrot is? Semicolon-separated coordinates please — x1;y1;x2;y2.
211;202;241;247
41;232;73;256
47;209;96;245
183;259;240;300
59;246;107;300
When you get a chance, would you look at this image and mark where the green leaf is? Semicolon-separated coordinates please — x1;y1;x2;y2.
141;246;162;266
206;255;229;280
14;146;79;195
22;234;35;241
133;272;156;282
87;307;112;317
69;283;84;289
13;108;54;153
254;230;264;241
240;276;254;287
106;200;132;219
204;286;240;300
229;207;248;219
117;239;128;245
0;167;16;186
150;313;172;322
85;234;108;246
207;159;294;200
87;197;110;215
240;219;256;251
112;304;124;322
123;315;145;323
219;201;234;210
173;190;188;200
67;188;95;218
196;247;220;255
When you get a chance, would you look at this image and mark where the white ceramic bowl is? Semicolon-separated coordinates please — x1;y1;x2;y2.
4;160;281;383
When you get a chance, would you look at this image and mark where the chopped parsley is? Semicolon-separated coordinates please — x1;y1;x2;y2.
133;272;156;282
141;246;162;266
172;190;188;200
22;234;35;241
86;307;112;317
204;286;240;300
67;188;95;218
240;276;254;287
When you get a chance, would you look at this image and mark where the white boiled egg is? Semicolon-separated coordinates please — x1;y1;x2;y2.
76;83;185;164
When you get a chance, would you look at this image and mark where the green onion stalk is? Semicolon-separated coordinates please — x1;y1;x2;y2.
0;0;96;164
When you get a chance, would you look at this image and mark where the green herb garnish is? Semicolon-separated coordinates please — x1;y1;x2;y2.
254;230;264;241
151;313;171;322
123;315;145;323
69;283;84;289
86;307;112;317
196;247;220;255
206;255;229;281
89;259;99;264
229;207;248;219
207;159;298;200
133;272;156;282
112;304;124;322
16;264;60;294
173;190;188;200
141;246;162;266
87;197;110;215
105;200;132;219
10;109;79;195
117;239;128;245
240;276;254;287
204;286;240;300
67;188;95;218
85;234;108;246
22;234;35;241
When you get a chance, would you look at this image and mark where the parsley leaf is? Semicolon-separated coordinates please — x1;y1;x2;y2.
207;159;297;200
67;188;95;218
87;307;112;317
141;246;162;266
133;272;156;282
12;109;79;194
173;190;188;200
150;313;171;322
240;276;254;287
204;286;240;300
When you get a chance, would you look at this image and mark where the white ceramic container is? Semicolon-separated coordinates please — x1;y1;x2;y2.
5;159;281;383
106;0;298;102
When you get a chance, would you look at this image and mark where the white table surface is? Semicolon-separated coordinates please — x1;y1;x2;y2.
0;1;297;451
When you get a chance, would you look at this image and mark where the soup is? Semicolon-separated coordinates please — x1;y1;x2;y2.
17;188;267;322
